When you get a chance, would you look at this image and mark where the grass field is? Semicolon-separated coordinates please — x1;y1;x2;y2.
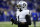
0;22;40;27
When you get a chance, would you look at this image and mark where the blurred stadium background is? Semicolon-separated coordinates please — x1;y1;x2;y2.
0;0;40;27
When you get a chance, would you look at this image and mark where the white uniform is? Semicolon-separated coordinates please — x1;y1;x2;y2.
16;9;30;22
16;1;30;23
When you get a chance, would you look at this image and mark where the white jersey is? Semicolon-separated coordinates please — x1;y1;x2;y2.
16;9;30;22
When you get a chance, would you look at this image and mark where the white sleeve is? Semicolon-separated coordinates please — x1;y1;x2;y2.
16;11;18;21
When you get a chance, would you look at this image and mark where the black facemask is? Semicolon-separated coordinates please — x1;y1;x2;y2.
19;8;22;12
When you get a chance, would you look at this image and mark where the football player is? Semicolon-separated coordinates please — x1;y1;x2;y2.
16;1;31;27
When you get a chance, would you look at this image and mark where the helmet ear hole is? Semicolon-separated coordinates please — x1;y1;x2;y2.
25;4;26;6
23;3;26;7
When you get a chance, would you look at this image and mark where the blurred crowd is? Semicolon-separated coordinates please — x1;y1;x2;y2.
0;0;40;9
0;0;40;21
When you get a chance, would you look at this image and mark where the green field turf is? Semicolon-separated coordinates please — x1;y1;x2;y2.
0;22;40;27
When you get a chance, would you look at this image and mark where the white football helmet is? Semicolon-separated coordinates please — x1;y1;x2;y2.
16;1;28;10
